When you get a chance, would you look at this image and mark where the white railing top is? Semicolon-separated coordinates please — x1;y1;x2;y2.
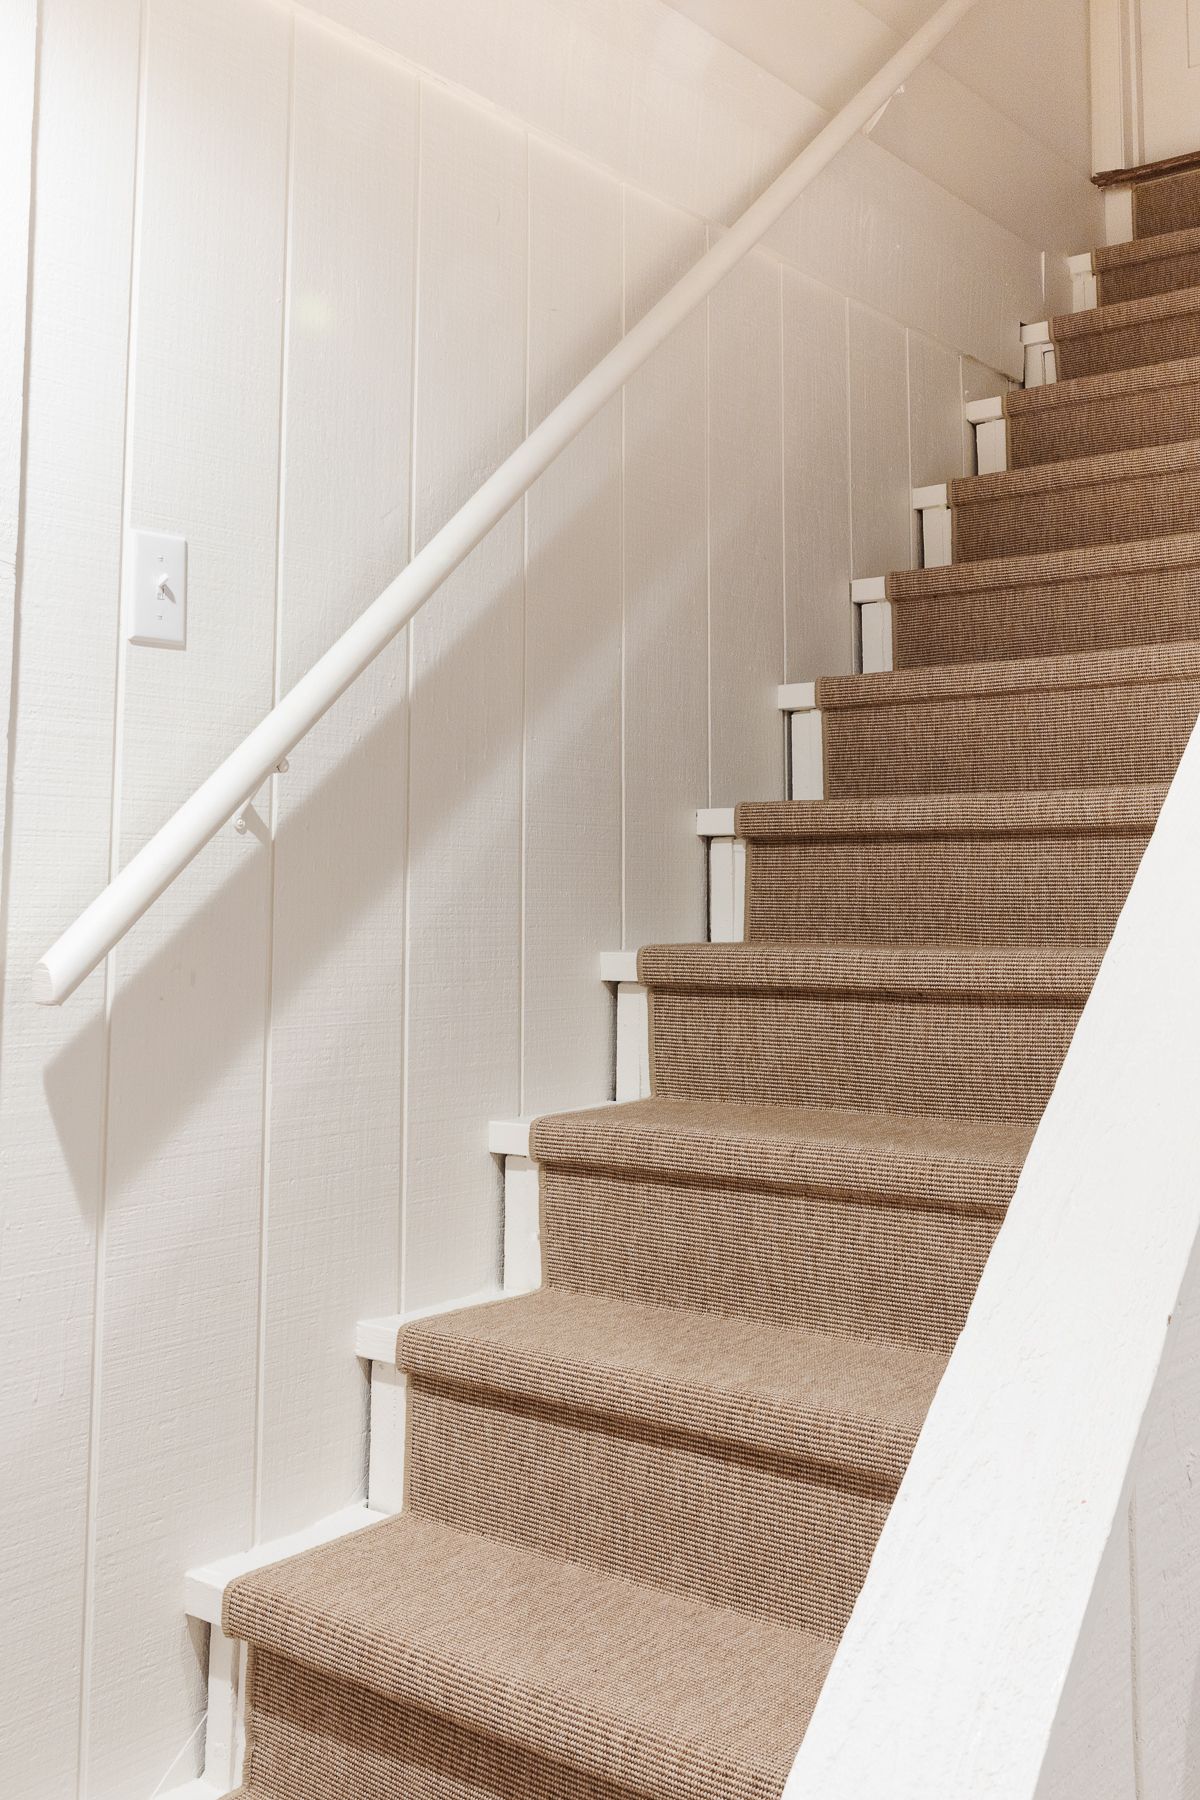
34;0;982;1003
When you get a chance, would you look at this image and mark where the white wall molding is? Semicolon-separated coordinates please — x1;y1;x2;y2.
1090;0;1142;179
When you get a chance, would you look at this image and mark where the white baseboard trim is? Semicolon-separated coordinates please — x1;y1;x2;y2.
1067;250;1098;311
851;578;893;676
182;1502;387;1794
965;395;1007;474
913;483;952;567
776;683;824;800
1020;319;1057;386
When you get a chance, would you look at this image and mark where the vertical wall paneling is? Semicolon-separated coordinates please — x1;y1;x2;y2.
402;81;527;1310
255;17;416;1542
82;0;291;1790
522;140;622;1115
906;330;966;565
0;1;141;1793
0;0;36;877
707;248;785;806
848;302;913;578
907;331;967;486
621;190;709;946
782;269;852;680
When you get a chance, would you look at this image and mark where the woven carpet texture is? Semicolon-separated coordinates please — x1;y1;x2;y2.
222;161;1200;1800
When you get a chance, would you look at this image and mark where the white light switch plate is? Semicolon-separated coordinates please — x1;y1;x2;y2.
127;529;187;648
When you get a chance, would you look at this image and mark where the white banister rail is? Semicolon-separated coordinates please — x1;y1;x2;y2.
782;720;1200;1799
34;0;982;1004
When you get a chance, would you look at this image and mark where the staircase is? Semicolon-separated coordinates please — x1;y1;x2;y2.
217;166;1200;1800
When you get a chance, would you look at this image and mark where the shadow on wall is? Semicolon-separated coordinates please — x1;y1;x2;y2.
39;439;650;1206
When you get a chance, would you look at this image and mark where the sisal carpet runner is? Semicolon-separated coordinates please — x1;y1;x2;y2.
223;167;1200;1799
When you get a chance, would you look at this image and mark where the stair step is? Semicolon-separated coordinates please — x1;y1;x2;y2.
226;1513;831;1800
733;787;1162;946
818;641;1200;798
885;529;1200;670
1133;165;1200;240
529;1097;1022;1352
638;943;1099;1124
399;1288;942;1484
397;1288;940;1635
1005;353;1200;470
1095;223;1200;305
1051;283;1200;380
950;437;1200;562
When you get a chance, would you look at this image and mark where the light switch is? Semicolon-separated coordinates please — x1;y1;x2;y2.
127;529;187;649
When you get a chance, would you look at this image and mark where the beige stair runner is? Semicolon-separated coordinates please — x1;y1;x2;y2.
222;162;1200;1799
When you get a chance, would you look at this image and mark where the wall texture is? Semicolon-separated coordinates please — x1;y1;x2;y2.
0;0;1097;1793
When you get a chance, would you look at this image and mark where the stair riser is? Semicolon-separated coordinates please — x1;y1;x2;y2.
1009;379;1200;470
540;1165;999;1353
1135;172;1200;239
647;991;1082;1124
954;467;1200;563
743;836;1149;946
891;566;1200;672
823;679;1200;798
1098;251;1200;306
407;1381;890;1639
246;1648;663;1800
1056;311;1200;380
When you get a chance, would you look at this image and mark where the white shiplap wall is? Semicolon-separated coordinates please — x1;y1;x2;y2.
0;0;1094;1791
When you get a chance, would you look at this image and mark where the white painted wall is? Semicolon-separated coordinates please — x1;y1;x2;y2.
0;0;1091;1792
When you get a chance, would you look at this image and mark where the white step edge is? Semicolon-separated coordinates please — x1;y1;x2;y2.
965;395;1004;424
488;1116;533;1157
184;1502;386;1627
777;680;817;711
1067;251;1095;275
850;575;886;604
599;948;639;983
696;805;737;837
912;482;949;509
155;1783;225;1800
1020;319;1052;344
488;1099;617;1161
356;1287;506;1362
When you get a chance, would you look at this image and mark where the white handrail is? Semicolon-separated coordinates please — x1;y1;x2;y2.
34;0;982;1004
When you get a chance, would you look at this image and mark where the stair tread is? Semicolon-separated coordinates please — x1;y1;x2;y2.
734;785;1166;839
818;638;1200;712
225;1512;831;1800
637;941;1102;999
1095;222;1200;271
1052;280;1200;340
951;434;1200;507
530;1094;1029;1209
887;525;1200;603
398;1287;943;1483
1006;351;1200;416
